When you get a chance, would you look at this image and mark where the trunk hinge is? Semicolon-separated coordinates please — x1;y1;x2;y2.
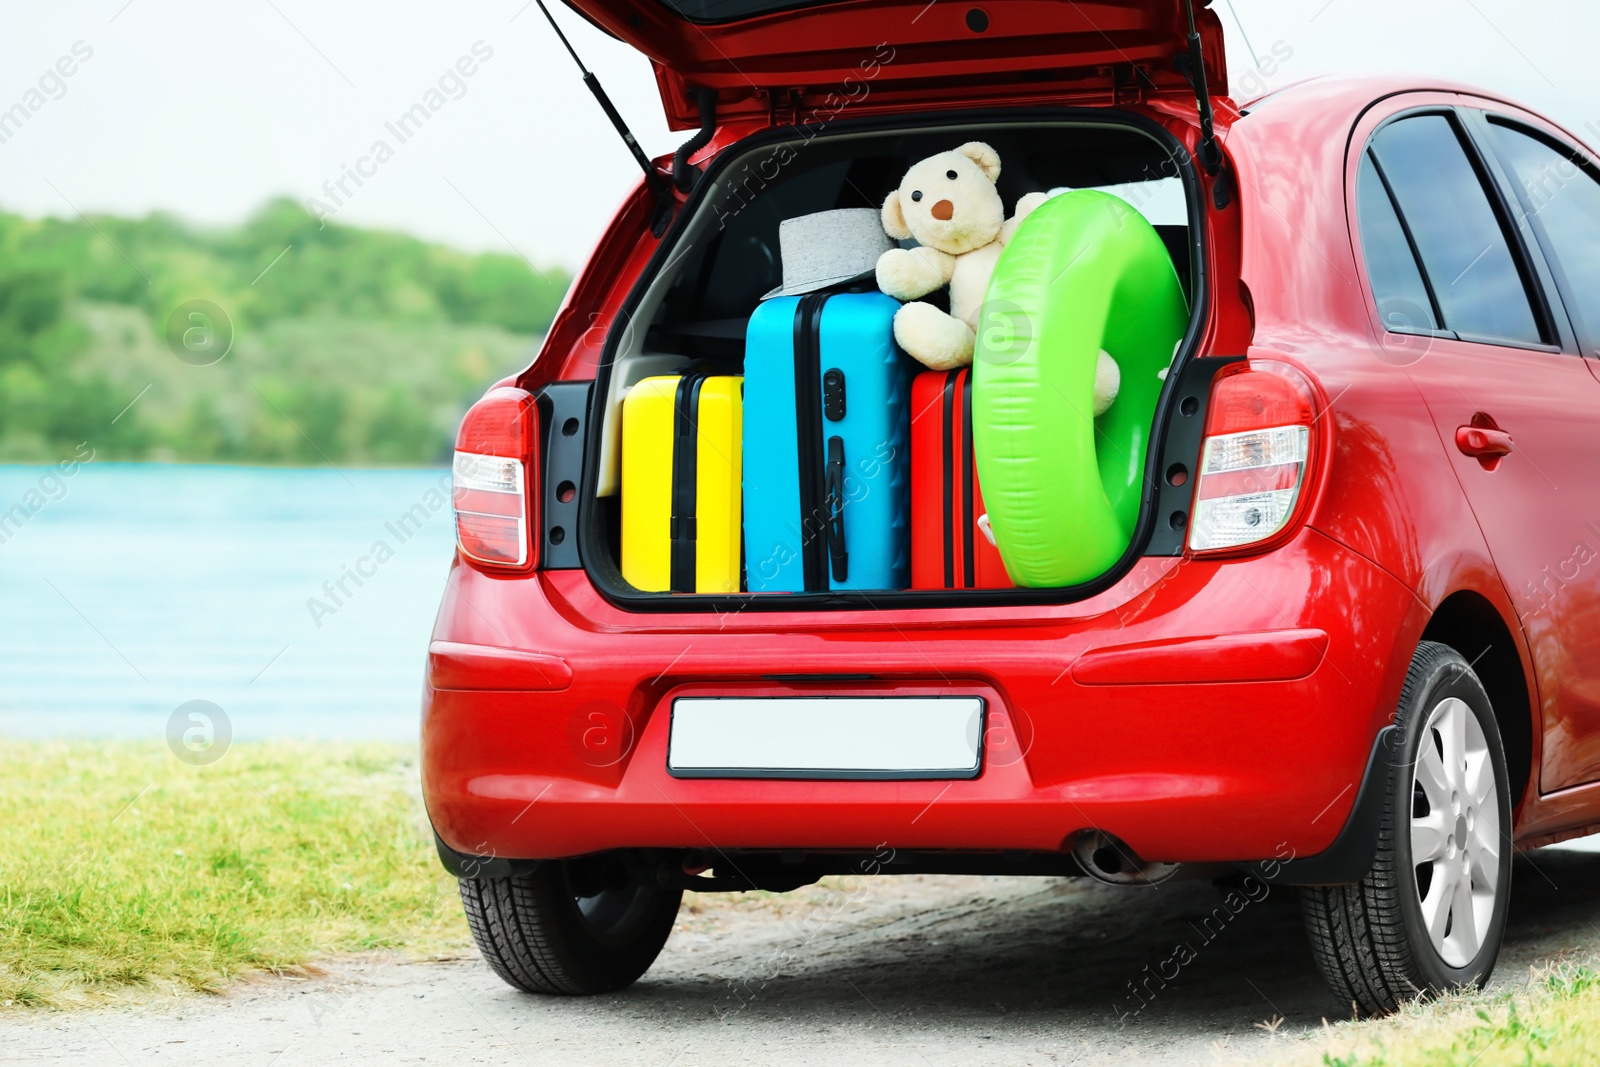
768;88;804;127
1177;0;1223;176
1109;63;1150;106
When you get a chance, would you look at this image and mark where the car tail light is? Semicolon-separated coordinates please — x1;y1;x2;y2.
453;387;538;569
1188;362;1319;554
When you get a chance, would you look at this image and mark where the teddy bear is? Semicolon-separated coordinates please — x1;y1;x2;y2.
875;141;1121;416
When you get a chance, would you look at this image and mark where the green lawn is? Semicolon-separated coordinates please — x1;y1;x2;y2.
1267;964;1600;1066
0;741;466;1008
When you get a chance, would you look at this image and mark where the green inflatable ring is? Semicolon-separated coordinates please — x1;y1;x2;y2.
973;190;1189;588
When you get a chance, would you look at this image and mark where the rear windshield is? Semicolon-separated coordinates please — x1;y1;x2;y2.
656;0;831;22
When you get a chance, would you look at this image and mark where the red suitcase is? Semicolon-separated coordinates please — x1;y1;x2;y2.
910;368;1013;589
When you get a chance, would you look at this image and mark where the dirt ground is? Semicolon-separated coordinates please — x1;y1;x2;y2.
10;845;1600;1066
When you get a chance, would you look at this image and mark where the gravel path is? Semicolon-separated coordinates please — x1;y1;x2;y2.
11;846;1600;1066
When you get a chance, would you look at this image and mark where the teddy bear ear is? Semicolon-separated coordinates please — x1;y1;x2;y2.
880;190;912;240
956;141;1001;183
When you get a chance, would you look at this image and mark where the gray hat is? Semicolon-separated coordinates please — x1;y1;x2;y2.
762;207;894;300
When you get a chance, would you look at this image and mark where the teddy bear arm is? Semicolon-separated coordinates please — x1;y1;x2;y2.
998;191;1050;246
876;246;956;301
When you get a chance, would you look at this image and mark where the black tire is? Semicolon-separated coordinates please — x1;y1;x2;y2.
1301;641;1514;1016
459;851;682;995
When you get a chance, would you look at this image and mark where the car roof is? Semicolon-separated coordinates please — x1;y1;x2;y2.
1236;73;1531;122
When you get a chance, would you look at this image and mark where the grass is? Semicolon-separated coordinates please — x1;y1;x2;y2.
0;740;467;1009
1277;962;1600;1066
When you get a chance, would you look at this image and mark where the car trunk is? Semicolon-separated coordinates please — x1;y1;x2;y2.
551;0;1228;610
577;108;1215;610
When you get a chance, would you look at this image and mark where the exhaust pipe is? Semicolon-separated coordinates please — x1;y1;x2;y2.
1072;830;1181;886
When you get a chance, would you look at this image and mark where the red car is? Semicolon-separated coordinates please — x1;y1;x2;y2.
422;0;1600;1013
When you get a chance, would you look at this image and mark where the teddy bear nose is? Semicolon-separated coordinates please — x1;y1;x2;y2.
931;199;955;221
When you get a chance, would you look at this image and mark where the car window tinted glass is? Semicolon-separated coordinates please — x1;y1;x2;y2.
658;0;830;22
1370;114;1542;345
1357;152;1439;333
1491;122;1600;350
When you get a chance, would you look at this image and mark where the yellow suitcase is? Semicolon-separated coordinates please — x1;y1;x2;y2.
621;372;743;593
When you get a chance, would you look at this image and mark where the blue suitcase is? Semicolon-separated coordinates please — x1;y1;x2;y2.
743;290;912;592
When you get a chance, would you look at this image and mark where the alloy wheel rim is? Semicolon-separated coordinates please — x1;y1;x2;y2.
1409;695;1500;968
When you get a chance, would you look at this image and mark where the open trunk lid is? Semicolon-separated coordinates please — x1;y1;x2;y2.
564;0;1227;129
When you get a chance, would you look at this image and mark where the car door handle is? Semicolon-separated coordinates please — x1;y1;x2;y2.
1455;425;1514;464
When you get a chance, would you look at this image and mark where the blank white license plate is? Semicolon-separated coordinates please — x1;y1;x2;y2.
667;696;985;779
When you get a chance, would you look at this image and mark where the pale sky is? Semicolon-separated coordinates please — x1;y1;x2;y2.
0;0;1595;271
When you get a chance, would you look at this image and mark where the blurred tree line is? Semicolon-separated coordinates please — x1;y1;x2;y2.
0;198;569;464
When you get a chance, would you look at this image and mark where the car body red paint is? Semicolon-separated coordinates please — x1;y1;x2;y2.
422;7;1600;878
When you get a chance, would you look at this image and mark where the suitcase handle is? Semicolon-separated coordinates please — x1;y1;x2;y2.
825;435;848;583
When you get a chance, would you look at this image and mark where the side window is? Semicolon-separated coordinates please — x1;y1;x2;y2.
1356;152;1439;333
1366;114;1544;346
1490;121;1600;352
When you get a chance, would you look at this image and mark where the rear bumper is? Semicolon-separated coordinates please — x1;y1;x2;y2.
421;527;1422;872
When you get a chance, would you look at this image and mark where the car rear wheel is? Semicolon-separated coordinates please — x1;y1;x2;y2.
1301;641;1513;1015
459;851;682;995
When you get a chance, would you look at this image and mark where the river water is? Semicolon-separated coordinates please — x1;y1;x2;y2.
0;462;456;741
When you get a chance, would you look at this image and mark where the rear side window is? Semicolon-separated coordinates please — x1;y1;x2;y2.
1490;121;1600;351
1365;114;1544;346
1356;153;1439;333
